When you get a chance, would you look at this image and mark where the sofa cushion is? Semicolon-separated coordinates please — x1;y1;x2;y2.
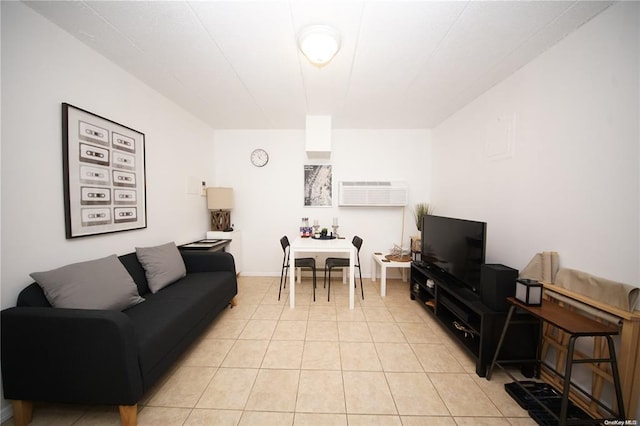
118;253;151;296
30;255;145;310
135;242;186;293
17;283;51;307
124;271;237;384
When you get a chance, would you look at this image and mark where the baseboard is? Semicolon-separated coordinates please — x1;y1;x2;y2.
237;272;280;277
239;271;381;279
1;403;13;424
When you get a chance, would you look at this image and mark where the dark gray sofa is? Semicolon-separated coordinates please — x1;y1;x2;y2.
1;249;237;426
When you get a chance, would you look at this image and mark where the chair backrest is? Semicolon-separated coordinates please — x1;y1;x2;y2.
352;236;363;266
280;236;290;267
280;235;290;252
352;236;363;252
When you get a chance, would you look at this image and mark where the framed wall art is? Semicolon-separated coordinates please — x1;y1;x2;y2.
304;164;332;207
62;103;147;238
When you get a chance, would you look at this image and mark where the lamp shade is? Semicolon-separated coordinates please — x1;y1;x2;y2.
515;279;542;306
206;187;233;210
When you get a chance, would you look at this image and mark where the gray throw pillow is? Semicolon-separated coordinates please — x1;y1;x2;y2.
135;242;186;293
30;255;145;310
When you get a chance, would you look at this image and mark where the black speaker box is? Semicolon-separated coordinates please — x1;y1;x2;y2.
480;264;518;311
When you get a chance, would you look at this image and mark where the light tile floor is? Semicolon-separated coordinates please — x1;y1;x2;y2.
2;276;537;426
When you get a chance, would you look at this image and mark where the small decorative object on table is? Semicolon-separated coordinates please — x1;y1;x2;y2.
515;278;543;306
332;217;339;238
300;217;312;237
386;244;411;262
313;228;336;240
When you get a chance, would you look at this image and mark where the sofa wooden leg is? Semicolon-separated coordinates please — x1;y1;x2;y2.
119;404;137;426
12;400;33;426
230;296;238;308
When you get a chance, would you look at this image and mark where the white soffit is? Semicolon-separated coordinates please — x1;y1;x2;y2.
306;115;332;158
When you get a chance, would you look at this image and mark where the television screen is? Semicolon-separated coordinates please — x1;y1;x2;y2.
421;215;487;293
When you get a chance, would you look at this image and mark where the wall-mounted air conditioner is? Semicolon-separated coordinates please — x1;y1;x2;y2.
338;181;408;207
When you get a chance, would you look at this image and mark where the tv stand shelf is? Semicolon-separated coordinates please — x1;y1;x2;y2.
410;261;538;377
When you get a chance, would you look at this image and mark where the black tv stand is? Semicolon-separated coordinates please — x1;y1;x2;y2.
410;261;538;377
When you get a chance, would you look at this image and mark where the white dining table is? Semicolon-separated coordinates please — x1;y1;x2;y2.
289;236;356;309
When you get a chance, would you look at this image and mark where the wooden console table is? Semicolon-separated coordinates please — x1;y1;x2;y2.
488;297;625;425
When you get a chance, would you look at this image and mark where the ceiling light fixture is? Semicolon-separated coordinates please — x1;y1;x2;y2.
298;25;341;67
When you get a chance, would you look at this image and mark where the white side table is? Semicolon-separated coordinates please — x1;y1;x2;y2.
371;252;411;297
206;230;242;275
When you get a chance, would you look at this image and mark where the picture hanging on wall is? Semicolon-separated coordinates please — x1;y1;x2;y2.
62;103;147;238
304;164;332;207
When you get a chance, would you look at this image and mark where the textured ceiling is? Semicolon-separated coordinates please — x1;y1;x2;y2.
25;0;613;129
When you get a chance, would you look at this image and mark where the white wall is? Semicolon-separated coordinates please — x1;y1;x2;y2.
212;129;431;276
1;2;216;416
431;2;639;287
1;2;215;310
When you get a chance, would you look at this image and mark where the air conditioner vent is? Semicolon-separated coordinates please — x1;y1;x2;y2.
342;181;392;186
338;181;408;207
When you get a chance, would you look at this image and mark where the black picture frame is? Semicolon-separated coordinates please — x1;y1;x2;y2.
304;164;332;207
62;103;147;238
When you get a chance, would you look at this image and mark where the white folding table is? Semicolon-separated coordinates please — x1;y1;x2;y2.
289;236;356;309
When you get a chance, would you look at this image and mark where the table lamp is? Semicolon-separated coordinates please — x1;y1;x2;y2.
207;187;233;231
515;278;543;306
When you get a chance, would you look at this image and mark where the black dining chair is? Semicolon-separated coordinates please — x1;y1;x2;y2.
279;236;317;302
324;236;364;302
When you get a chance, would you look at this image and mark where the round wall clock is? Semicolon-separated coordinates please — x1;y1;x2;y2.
250;148;269;167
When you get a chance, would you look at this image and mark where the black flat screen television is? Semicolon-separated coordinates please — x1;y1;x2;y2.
421;215;487;293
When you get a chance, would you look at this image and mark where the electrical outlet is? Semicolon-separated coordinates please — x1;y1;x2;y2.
201;181;206;197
